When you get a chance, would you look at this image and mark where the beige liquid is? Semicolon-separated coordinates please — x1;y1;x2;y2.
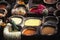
24;19;42;26
11;18;22;25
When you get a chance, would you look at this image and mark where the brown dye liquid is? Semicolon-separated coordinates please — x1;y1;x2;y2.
45;0;56;3
0;5;6;8
41;27;55;35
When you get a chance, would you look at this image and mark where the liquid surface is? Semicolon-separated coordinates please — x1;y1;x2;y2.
17;1;25;4
0;5;6;8
22;29;36;36
25;19;41;26
44;0;57;4
41;27;55;35
11;18;22;25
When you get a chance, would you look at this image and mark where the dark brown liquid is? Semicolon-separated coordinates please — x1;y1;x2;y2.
45;17;57;22
0;5;6;8
55;10;60;16
45;0;56;3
